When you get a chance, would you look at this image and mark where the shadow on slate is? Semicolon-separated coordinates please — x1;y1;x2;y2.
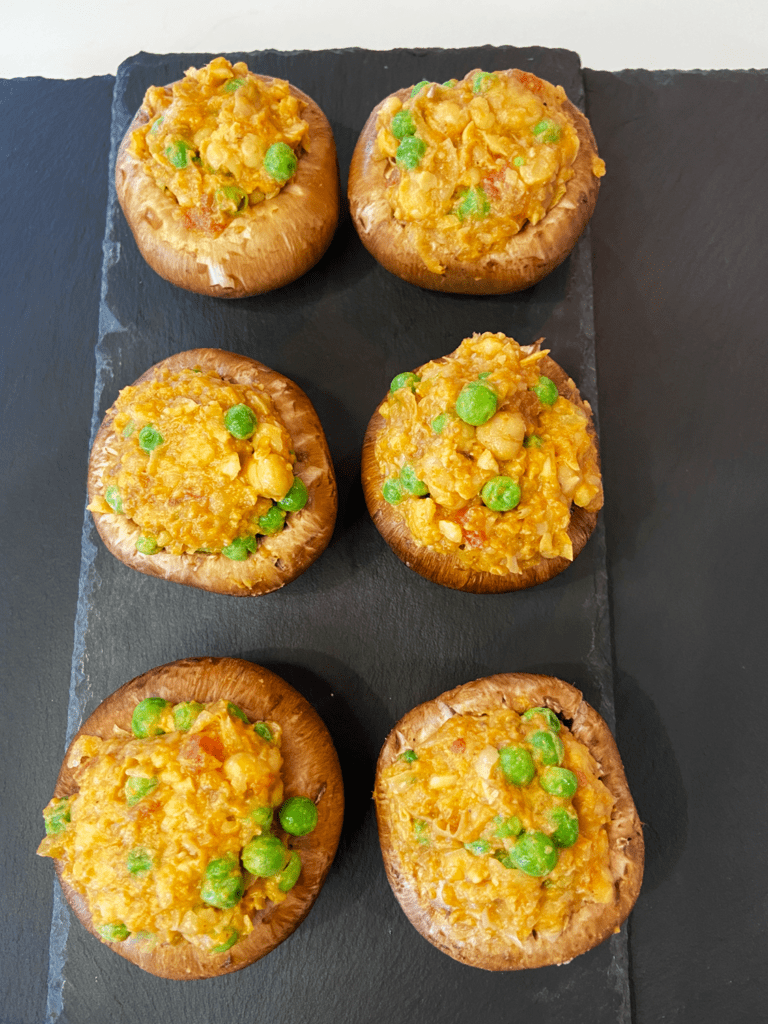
49;46;628;1024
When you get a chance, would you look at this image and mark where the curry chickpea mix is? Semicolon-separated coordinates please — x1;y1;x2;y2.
37;698;319;954
131;57;309;236
375;332;603;575
87;366;307;559
377;705;614;947
374;70;605;273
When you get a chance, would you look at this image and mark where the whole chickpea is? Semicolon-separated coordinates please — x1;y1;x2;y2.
475;411;526;461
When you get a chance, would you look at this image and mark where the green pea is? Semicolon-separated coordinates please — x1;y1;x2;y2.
135;536;159;555
413;819;430;845
464;839;491;856
173;701;204;732
277;477;308;512
456;186;490;221
227;702;249;723
411;80;429;97
522;706;561;732
279;796;318;836
540;766;578;798
224;403;258;439
396;136;427;170
390;371;421;393
149;116;164;135
201;855;244;909
532;118;561;144
125;776;159;807
138;424;163;452
509;831;559;876
211;927;239;953
382;478;404;505
481;476;521;512
165;139;194;169
99;921;131;942
132;697;170;738
205;854;239;880
524;433;543;448
529;730;564;766
258;505;286;535
122;419;135;438
263;141;297;181
531;375;558;405
242;835;287;877
254;722;273;742
472;71;496;94
247;805;273;830
391;110;416;139
201;873;244;909
442;79;458;88
105;486;123;514
127;847;153;875
478;371;491;379
513;155;525;167
493;848;515;869
455;381;497;425
222;535;256;561
431;412;451;434
277;851;302;892
492;814;523;838
223;77;245;92
399;464;429;496
499;745;535;786
550;807;579;847
43;797;71;836
216;185;248;214
401;749;418;763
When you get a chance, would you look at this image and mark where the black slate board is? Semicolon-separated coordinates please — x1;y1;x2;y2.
42;46;626;1024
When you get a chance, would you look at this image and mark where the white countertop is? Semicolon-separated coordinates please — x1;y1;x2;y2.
3;0;767;79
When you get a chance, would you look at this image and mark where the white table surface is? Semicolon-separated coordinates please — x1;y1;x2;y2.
3;0;767;79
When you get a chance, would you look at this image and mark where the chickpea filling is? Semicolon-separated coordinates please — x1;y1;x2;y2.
377;706;616;947
37;699;317;954
374;70;605;274
376;333;603;575
131;56;309;236
87;367;306;559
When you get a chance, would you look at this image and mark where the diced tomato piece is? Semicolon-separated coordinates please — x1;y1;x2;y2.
182;195;226;236
482;166;506;199
178;733;225;772
515;71;544;94
452;506;488;548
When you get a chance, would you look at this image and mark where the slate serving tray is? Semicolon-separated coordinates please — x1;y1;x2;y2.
46;46;628;1024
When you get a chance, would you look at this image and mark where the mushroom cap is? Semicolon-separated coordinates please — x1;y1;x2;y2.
50;657;345;978
348;70;601;294
375;673;644;970
116;76;339;297
88;348;337;595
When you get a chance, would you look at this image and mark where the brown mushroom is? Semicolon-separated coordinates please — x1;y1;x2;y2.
116;69;339;298
46;657;344;979
348;69;602;294
375;674;644;970
361;338;601;593
88;349;337;595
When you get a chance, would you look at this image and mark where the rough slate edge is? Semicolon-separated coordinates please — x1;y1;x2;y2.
44;46;626;1022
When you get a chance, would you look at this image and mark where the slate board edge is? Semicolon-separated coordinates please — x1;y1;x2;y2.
43;47;630;1022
